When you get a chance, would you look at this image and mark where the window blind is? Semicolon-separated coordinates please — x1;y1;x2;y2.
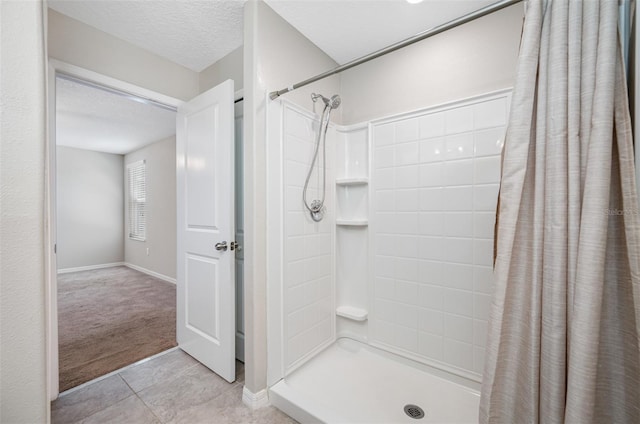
127;160;146;241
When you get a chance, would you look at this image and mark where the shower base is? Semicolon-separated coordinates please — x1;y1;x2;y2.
269;338;480;423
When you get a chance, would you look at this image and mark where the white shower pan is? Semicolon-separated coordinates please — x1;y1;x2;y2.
270;338;481;423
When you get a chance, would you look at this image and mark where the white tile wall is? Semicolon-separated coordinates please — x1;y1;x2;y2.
371;93;509;379
283;106;335;370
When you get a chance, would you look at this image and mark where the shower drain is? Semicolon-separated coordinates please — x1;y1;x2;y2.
404;404;425;419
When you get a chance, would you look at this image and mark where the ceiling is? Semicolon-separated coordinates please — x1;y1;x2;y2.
50;0;499;154
56;76;177;155
265;0;497;65
48;0;498;71
48;0;246;72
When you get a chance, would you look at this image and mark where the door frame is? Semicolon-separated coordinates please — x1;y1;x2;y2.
47;61;244;400
46;60;183;400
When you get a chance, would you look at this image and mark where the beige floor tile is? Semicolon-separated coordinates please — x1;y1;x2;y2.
119;349;198;393
80;395;160;424
51;351;296;424
51;375;133;424
166;383;297;424
137;363;233;422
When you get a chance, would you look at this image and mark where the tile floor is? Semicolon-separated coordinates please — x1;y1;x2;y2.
51;349;296;424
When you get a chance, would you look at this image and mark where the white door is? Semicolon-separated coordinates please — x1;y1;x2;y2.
176;79;235;382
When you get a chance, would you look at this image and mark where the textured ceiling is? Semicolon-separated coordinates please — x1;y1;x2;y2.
50;2;505;155
56;76;177;155
48;0;247;72
48;0;500;72
265;0;498;65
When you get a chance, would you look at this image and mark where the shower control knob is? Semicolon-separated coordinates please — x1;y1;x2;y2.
215;241;228;251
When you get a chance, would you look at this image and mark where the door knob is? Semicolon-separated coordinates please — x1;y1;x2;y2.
215;241;228;251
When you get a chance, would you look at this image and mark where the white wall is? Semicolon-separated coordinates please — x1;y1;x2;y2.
200;46;244;93
340;4;523;124
48;9;199;101
56;147;124;270
124;137;177;281
0;1;49;422
244;0;340;395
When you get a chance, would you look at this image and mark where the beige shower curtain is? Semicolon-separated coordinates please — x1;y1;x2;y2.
480;0;640;423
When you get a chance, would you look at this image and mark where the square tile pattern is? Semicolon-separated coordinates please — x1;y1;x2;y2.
51;349;296;424
283;106;335;371
371;94;509;377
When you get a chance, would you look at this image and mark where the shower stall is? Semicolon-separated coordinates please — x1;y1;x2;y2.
245;0;528;421
265;88;511;423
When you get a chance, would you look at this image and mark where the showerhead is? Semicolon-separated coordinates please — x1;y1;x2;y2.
312;93;341;110
327;94;341;109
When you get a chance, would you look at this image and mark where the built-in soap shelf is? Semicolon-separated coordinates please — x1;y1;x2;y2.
336;177;368;186
335;126;369;340
336;305;368;322
336;179;367;224
336;219;368;226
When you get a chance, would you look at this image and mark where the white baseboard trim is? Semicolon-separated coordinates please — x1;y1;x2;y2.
242;386;270;410
124;263;176;284
57;262;125;274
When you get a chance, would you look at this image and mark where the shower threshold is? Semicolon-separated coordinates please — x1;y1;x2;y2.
269;338;481;423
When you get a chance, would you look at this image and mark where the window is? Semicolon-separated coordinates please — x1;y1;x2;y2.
127;160;146;241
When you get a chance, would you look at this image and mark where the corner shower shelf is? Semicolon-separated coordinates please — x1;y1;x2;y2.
336;177;368;186
336;219;368;226
336;306;368;321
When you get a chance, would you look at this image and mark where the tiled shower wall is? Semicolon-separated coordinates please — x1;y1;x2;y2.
371;92;509;379
282;104;335;371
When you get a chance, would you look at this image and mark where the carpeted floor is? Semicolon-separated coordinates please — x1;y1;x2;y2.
58;266;177;392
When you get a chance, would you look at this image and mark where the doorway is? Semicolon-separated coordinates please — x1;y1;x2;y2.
54;73;179;392
47;62;243;399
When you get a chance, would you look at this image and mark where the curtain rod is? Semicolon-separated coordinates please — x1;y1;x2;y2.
269;0;523;100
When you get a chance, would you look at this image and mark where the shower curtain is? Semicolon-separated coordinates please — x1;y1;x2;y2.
480;1;640;423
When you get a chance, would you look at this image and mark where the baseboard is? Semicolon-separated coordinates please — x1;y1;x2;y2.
57;262;125;274
242;386;270;410
124;263;176;284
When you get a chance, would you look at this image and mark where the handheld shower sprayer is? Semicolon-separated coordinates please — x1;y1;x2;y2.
304;93;341;222
312;93;341;110
327;94;341;109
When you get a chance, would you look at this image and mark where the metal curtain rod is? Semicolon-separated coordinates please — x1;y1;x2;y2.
269;0;523;100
